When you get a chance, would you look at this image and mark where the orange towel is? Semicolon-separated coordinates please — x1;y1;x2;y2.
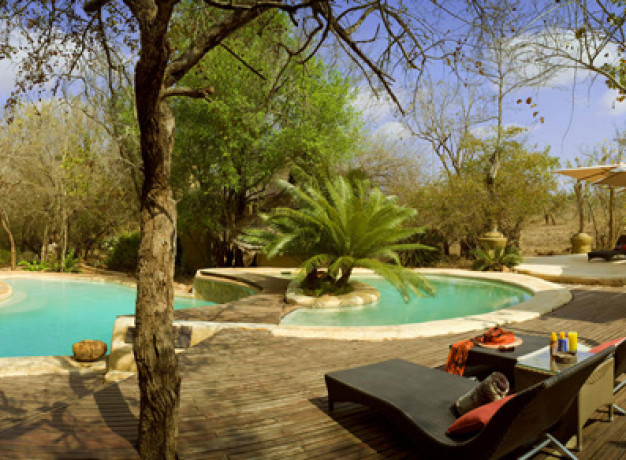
445;339;475;376
445;327;515;376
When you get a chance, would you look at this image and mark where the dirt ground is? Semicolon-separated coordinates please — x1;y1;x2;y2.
519;217;580;256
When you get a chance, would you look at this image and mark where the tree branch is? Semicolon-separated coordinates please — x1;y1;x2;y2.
220;44;266;80
84;0;112;13
161;86;216;99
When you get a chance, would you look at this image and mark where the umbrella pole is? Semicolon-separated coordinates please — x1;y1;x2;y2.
609;186;615;247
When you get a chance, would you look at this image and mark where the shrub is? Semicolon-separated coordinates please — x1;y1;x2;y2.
471;245;522;272
49;250;82;273
245;176;435;300
0;249;11;266
105;232;141;272
18;259;51;271
399;229;444;267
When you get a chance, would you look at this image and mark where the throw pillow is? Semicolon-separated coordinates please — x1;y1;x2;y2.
446;395;515;436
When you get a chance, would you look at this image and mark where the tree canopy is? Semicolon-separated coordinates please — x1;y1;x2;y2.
170;10;361;268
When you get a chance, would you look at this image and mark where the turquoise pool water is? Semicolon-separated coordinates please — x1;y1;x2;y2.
0;278;214;358
281;275;532;326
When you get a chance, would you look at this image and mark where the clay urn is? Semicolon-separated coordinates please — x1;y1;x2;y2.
477;225;508;251
72;340;108;362
570;232;592;254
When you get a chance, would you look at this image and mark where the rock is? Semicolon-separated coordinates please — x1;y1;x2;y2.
72;340;108;362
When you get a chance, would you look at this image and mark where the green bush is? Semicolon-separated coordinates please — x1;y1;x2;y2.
49;250;82;273
399;229;444;268
0;249;11;266
18;259;51;271
471;245;522;271
105;232;141;272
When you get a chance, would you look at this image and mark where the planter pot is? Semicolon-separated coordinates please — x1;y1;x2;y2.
477;228;508;251
571;232;592;254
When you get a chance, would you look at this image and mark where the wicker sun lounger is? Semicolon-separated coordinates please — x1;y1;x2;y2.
612;339;626;415
325;350;612;460
588;235;626;261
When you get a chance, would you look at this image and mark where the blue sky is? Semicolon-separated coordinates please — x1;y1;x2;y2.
353;72;626;166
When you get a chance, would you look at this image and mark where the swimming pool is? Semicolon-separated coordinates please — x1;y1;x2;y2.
280;275;532;326
0;278;214;358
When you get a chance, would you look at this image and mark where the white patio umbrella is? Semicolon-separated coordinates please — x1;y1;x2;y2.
553;164;626;183
553;163;625;247
594;165;626;187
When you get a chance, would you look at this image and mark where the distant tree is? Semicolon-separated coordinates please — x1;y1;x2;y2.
414;128;559;251
401;78;491;180
468;2;558;228
0;100;135;264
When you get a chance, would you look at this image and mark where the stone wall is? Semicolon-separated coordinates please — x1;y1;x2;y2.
193;275;257;303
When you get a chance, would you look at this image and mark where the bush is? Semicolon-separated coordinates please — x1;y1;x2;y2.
471;245;522;272
0;249;11;266
105;232;141;272
18;259;50;271
398;229;444;267
49;250;82;273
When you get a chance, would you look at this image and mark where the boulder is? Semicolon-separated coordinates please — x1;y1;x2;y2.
72;340;108;362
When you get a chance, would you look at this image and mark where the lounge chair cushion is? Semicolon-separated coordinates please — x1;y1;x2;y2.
590;337;626;354
446;395;514;436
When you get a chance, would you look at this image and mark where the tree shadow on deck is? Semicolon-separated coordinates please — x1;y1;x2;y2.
309;396;415;457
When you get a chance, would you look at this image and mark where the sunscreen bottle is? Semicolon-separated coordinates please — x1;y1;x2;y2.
550;332;558;356
558;332;568;352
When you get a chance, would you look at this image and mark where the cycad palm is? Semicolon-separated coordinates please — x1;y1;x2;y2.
245;176;434;300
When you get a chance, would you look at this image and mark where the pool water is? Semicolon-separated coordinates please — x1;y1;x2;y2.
0;278;214;358
280;275;532;327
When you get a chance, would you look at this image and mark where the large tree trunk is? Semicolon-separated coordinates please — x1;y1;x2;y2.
133;7;180;459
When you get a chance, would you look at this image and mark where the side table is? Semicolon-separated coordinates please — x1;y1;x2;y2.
515;347;614;451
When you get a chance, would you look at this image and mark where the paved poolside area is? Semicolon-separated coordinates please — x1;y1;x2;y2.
0;283;624;459
517;253;626;286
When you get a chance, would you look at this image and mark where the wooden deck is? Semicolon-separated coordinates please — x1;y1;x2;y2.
0;285;624;459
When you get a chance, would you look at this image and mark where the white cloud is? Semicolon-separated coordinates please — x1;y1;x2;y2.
600;89;626;116
371;120;411;140
0;58;19;93
353;87;397;124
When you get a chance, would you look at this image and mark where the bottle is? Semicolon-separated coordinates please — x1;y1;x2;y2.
568;331;578;353
559;332;568;352
550;332;558;356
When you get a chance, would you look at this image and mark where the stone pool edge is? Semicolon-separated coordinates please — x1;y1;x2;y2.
0;280;11;303
271;268;572;341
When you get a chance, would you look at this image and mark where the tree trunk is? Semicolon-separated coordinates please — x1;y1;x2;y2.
337;266;353;288
609;186;615;245
41;223;49;262
133;9;180;459
575;181;584;234
0;210;16;270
